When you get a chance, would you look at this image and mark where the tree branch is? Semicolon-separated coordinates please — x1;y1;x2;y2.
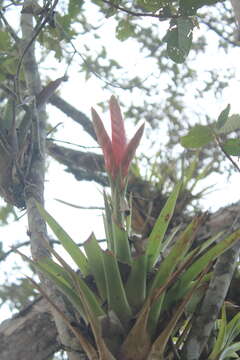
183;242;240;359
201;18;240;46
20;3;84;359
47;141;108;186
49;94;97;141
100;0;178;19
0;297;59;360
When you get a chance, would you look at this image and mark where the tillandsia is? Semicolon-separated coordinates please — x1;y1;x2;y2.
23;96;240;360
91;96;144;229
91;96;144;188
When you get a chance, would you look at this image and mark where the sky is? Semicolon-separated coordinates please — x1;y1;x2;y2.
0;2;240;321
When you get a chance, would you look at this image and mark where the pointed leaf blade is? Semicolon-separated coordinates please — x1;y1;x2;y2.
35;202;89;276
109;95;126;165
146;181;182;270
121;123;145;177
216;104;231;129
91;107;114;174
181;124;214;148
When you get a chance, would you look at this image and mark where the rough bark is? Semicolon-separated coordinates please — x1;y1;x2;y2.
49;94;96;141
0;297;59;360
20;3;85;359
183;242;240;360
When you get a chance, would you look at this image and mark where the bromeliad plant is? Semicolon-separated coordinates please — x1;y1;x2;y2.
22;96;240;359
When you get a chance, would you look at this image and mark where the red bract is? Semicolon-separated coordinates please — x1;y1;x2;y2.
92;96;144;184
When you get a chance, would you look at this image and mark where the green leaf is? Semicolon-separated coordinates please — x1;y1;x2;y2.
149;215;204;295
216;104;231;129
102;251;132;327
179;0;220;15
116;19;136;41
164;18;194;64
18;253;87;321
68;0;84;18
147;216;204;334
35;202;89;276
28;276;99;359
45;243;106;321
226;311;240;346
84;233;107;300
146;181;182;270
181;124;214;148
148;272;205;358
136;0;165;12
0;31;12;51
103;191;114;251
125;254;147;311
219;342;240;360
217;114;240;134
208;305;227;360
222;139;240;156
113;222;132;265
166;228;240;306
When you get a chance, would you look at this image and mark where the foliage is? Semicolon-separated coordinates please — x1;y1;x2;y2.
18;97;240;359
0;0;240;358
209;304;240;360
181;105;240;170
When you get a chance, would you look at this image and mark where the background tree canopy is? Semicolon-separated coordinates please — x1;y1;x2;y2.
0;0;240;359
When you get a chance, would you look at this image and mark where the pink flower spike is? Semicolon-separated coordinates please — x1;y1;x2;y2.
121;123;145;178
91;97;144;183
91;107;114;173
109;96;127;168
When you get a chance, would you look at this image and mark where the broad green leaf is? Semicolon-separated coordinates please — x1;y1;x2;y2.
179;0;220;15
0;31;12;51
146;181;182;270
217;114;240;134
113;222;132;265
84;233;107;300
68;0;84;18
216;104;231;129
181;124;214;148
125;254;147;310
35;202;89;276
222;139;240;156
164;18;193;63
116;19;136;41
136;0;166;12
102;251;132;327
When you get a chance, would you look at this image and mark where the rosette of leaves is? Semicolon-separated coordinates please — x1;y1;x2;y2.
21;97;240;359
